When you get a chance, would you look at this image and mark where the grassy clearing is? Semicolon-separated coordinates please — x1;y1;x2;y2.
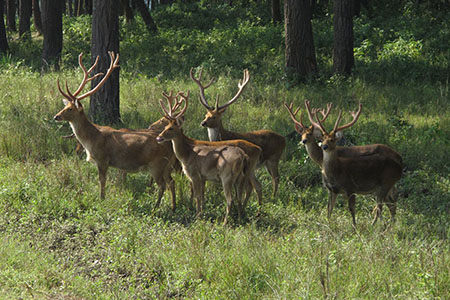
1;2;449;298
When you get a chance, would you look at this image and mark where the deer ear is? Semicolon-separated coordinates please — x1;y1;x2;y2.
312;127;323;139
62;98;70;106
74;99;82;110
176;117;184;127
217;107;227;114
335;130;344;140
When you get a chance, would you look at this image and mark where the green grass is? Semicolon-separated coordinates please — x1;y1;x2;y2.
0;1;449;299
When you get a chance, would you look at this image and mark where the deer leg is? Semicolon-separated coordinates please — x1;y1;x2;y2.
97;165;108;199
192;179;204;218
222;179;234;225
249;171;263;214
166;173;176;212
347;193;357;227
372;200;383;225
386;187;397;223
153;175;166;209
327;190;338;219
265;159;280;197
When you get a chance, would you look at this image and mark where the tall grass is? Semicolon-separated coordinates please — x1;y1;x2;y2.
0;1;449;298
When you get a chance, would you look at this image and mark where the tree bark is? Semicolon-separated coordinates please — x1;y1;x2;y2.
6;0;16;32
32;0;42;35
133;0;158;33
333;0;354;75
42;0;62;70
89;0;120;125
0;0;10;54
284;0;317;81
19;0;32;38
271;0;281;24
121;0;134;23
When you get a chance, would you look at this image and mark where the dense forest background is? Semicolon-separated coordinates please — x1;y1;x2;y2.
0;0;449;299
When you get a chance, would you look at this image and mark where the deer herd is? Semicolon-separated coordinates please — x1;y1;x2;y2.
53;52;402;227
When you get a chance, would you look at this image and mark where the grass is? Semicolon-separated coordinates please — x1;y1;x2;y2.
0;1;449;299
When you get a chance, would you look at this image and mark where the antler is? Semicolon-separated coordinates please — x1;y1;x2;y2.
284;102;306;130
305;100;333;133
159;91;190;120
216;69;250;111
76;51;120;101
333;103;362;132
72;53;104;97
313;103;362;134
190;67;215;110
57;52;120;102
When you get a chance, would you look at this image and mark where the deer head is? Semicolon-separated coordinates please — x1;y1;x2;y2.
54;52;119;123
190;67;250;129
156;91;190;143
310;103;363;152
285;100;332;145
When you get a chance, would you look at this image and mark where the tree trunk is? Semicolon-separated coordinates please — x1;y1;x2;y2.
271;0;281;24
42;0;62;70
284;0;317;81
19;0;32;38
68;0;73;16
333;0;354;75
0;0;9;54
89;0;120;125
85;0;93;15
6;0;16;32
32;0;42;35
121;0;134;23
133;0;157;33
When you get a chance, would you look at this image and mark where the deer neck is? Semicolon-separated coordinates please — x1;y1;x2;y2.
207;120;225;141
321;149;339;175
69;113;101;161
304;140;323;167
169;132;193;164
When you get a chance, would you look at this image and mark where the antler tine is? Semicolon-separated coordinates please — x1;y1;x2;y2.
173;90;189;119
305;100;326;132
57;79;73;101
318;103;333;122
162;90;175;115
77;51;120;101
314;109;329;134
73;54;104;97
159;99;175;120
283;102;305;129
190;67;215;110
216;69;250;111
334;103;362;132
214;94;220;110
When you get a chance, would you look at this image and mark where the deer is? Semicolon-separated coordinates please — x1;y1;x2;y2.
285;100;403;222
190;67;286;197
304;103;402;226
53;52;178;211
155;91;263;224
284;100;403;167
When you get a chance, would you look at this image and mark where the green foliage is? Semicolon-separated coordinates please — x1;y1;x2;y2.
0;2;449;299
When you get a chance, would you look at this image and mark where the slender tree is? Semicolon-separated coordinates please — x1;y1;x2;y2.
133;0;157;33
42;0;62;69
271;0;281;24
0;0;10;54
19;0;32;38
121;0;134;23
6;0;16;32
32;0;42;35
89;0;120;125
284;0;317;81
333;0;354;75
